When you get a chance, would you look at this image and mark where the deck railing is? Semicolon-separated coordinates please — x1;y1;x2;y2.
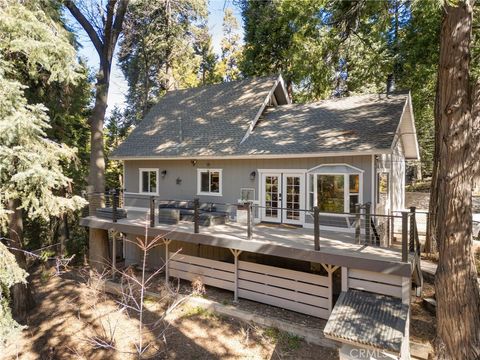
83;190;423;263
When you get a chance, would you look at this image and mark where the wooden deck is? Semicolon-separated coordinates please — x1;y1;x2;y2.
80;210;413;277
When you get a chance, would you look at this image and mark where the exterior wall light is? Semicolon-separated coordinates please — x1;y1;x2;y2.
191;160;197;166
250;171;256;181
176;177;182;185
161;170;167;177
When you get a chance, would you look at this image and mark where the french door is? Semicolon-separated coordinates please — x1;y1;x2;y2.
261;172;305;225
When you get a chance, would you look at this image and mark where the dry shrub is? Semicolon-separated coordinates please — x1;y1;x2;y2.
191;277;206;296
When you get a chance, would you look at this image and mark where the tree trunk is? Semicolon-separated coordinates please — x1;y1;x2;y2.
8;199;35;322
433;2;480;358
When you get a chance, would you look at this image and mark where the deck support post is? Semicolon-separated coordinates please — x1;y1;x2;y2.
194;198;200;234
409;207;416;253
402;212;409;262
150;196;155;228
313;206;320;251
111;232;117;280
246;202;252;240
354;204;361;244
229;249;242;303
112;189;117;223
341;267;348;292
163;239;172;285
365;202;371;244
321;264;339;313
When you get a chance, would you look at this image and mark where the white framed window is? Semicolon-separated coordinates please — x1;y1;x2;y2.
307;164;363;214
139;168;159;195
197;169;222;196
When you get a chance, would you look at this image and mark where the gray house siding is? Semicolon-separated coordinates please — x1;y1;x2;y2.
123;156;375;216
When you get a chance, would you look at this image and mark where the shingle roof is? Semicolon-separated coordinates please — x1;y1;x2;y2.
239;92;408;155
324;289;409;355
112;76;279;158
112;76;409;159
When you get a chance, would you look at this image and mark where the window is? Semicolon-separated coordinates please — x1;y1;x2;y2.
139;169;158;194
307;164;363;214
349;174;360;212
197;169;222;196
317;175;344;213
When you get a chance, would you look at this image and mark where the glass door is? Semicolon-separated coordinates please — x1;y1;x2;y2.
282;174;304;225
261;173;281;223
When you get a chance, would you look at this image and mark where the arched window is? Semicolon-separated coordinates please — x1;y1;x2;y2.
307;164;363;214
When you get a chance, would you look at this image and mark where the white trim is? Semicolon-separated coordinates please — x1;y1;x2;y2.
240;75;289;144
196;168;223;196
110;149;392;161
138;168;159;195
391;93;420;160
307;167;363;214
258;168;307;174
307;163;364;174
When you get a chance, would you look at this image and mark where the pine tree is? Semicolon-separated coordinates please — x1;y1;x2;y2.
119;0;207;125
194;23;221;85
0;1;87;320
220;8;241;81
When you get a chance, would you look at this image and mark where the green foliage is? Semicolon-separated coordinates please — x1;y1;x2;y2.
194;22;222;85
0;242;27;348
119;0;208;125
220;8;242;81
105;107;129;190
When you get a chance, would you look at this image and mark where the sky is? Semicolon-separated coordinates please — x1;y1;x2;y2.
71;1;243;116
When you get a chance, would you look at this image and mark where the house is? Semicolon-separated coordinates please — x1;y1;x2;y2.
81;75;421;360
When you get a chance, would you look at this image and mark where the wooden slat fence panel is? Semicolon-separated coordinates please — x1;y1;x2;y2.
169;252;235;291
238;260;331;319
348;268;403;298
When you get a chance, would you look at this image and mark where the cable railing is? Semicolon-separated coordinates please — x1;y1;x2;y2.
82;190;423;263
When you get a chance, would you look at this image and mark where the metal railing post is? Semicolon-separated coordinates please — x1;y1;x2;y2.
194;198;200;234
409;206;416;253
365;202;371;244
354;204;361;244
402;212;408;262
314;206;320;251
112;189;117;223
150;196;155;228
246;202;252;240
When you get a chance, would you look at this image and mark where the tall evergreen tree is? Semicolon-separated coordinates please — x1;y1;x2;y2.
0;1;87;320
194;22;221;85
119;0;207;125
429;1;480;357
220;7;241;81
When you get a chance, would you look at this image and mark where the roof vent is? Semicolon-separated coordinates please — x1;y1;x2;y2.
386;74;395;96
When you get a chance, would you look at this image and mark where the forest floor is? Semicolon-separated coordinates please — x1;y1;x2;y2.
2;265;339;360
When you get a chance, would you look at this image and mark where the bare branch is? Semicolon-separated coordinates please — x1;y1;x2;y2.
64;0;104;57
111;0;130;49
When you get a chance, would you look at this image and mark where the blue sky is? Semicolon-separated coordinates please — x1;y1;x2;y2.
71;1;243;115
